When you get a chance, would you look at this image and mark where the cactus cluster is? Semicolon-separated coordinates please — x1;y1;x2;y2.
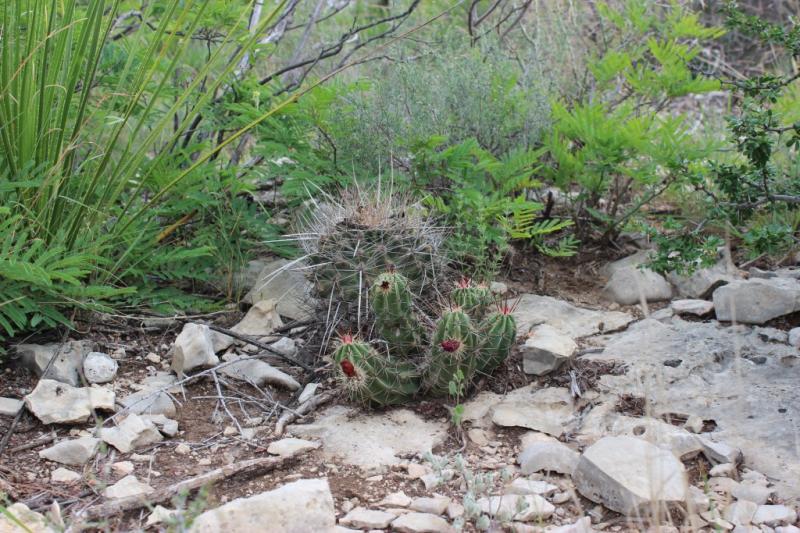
332;273;516;407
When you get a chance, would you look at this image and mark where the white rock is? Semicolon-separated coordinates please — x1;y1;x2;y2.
518;441;580;475
171;323;219;375
39;437;100;465
101;414;163;453
391;512;454;533
266;438;320;458
339;507;396;529
219;353;300;390
668;261;742;299
548;517;593;533
684;415;705;434
490;281;508;295
709;463;737;478
777;526;800;533
231;299;283;337
119;373;177;417
0;503;57;533
24;379;115;424
146;505;179;527
572;436;687;515
188;478;335;533
789;328;800;348
0;397;22;416
103;475;154;499
513;294;633;337
51;467;81;483
521;324;577;376
725;500;758;526
142;414;179;437
753;505;797;526
409;495;450;515
175;443;191;455
467;428;489;446
713;278;800;324
477;494;554;521
82;352;118;384
297;383;319;405
671;299;715;316
732;480;774;505
492;387;574;437
243;258;314;321
17;340;89;386
699;437;744;466
603;256;673;305
270;337;297;357
506;478;559;496
378;491;412;508
112;461;135;476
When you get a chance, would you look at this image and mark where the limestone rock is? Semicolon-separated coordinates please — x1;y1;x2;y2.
521;324;577;376
409;495;450;515
16;340;90;386
732;480;773;505
548;517;593;533
753;505;797;526
492;387;574;437
83;352;118;384
506;478;559;496
713;278;800;324
518;440;580;475
39;437;100;466
668;261;742;299
788;327;800;348
24;379;114;424
724;500;758;526
671;299;715;316
51;467;81;483
112;461;135;476
101;414;163;453
141;414;179;437
188;478;335;533
391;512;454;533
270;337;297;357
378;492;412;508
477;494;554;521
573;436;687;515
0;503;57;533
231;299;283;337
603;259;673;305
146;506;180;527
0;397;22;416
339;507;396;529
266;438;320;458
513;294;633;338
120;372;177;417
103;475;154;499
219;353;300;390
171;323;218;375
243;258;314;321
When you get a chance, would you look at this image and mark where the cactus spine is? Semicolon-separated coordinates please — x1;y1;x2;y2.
424;308;479;396
475;306;517;374
452;279;491;318
370;272;425;357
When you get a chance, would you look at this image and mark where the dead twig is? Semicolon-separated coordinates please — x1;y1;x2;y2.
274;392;334;436
7;432;57;454
201;323;315;373
71;452;306;522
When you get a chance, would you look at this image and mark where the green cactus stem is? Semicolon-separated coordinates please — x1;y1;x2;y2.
452;278;492;319
371;272;426;357
423;308;478;396
475;304;517;374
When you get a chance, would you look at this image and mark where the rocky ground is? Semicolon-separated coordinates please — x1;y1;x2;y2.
1;245;800;532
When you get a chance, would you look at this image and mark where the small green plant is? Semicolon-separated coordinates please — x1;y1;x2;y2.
331;273;516;407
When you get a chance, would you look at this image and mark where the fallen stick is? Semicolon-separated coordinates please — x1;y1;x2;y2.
7;432;57;454
274;392;334;436
72;451;304;522
202;322;315;373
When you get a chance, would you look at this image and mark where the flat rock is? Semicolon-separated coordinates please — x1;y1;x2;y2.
0;397;22;416
603;261;673;305
409;495;450;515
607;416;704;460
83;351;118;384
753;505;797;526
39;437;100;465
518;441;580;475
51;467;81;483
188;478;335;533
24;379;114;424
491;386;574;437
378;491;412;508
288;406;447;471
339;507;396;529
668;260;742;299
171;323;219;375
230;299;283;338
267;438;320;457
583;317;800;498
789;327;800;348
120;372;177;417
713;278;800;324
390;512;454;533
732;480;774;505
671;299;715;316
521;324;577;376
0;503;57;533
513;294;633;338
477;494;554;521
103;475;154;499
506;478;559;496
16;340;90;386
548;517;593;533
220;353;300;390
243;258;314;321
724;500;758;526
573;436;687;515
101;414;163;453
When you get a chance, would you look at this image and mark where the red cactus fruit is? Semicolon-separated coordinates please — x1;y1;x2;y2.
340;359;356;377
456;277;472;289
340;333;354;344
440;339;461;353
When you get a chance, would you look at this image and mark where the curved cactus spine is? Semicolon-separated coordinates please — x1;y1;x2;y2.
371;272;426;356
424;308;478;396
452;278;492;319
475;304;517;374
332;334;420;407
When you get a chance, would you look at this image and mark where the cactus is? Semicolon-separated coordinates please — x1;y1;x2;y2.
451;278;491;319
332;334;420;407
423;308;479;396
475;305;517;375
370;272;425;357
